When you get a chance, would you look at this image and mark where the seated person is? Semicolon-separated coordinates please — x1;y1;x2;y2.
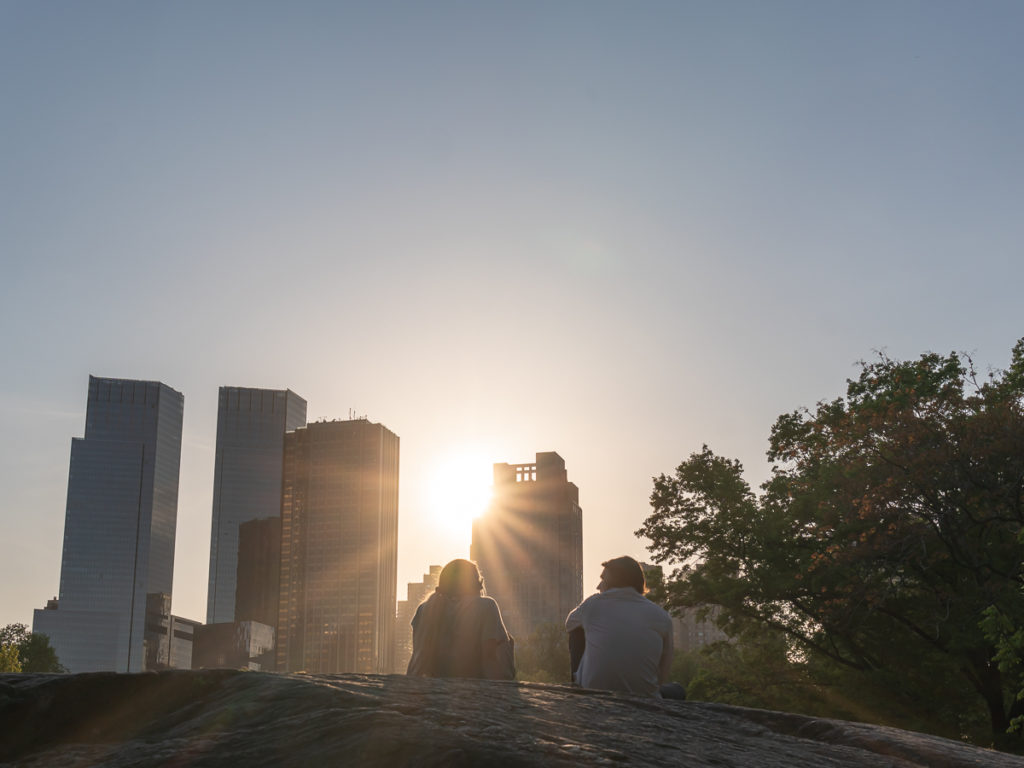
565;556;673;697
407;558;515;680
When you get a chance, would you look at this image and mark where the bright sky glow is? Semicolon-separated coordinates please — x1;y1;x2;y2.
1;2;1023;628
426;450;494;542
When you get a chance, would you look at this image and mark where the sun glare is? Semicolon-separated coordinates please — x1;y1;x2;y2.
427;450;494;535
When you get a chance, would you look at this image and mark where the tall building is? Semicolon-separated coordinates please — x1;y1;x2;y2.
235;517;282;628
394;564;442;673
206;387;306;625
471;452;583;640
33;376;184;672
276;418;400;674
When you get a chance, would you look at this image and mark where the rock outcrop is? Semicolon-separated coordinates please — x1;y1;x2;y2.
1;670;1019;767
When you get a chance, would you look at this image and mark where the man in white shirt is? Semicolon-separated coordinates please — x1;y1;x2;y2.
565;556;674;698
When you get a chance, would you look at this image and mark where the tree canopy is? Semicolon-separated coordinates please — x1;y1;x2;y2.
0;623;66;674
637;340;1024;748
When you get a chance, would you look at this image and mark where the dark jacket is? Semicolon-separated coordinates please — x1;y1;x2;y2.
407;593;515;680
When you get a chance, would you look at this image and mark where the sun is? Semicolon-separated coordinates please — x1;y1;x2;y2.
427;449;494;535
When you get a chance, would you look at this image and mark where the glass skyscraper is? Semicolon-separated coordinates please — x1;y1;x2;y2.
33;376;184;672
205;387;306;625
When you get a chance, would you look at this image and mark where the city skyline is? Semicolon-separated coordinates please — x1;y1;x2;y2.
3;3;1024;631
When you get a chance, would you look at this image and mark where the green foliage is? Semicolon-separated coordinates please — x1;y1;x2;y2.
515;622;571;683
0;623;66;674
0;623;27;647
679;624;989;741
637;341;1024;750
667;648;702;688
685;629;843;717
19;633;66;673
982;584;1024;734
0;643;21;673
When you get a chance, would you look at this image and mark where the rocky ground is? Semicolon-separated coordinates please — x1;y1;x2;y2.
1;670;1020;767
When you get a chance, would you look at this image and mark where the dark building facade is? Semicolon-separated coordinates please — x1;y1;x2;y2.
33;376;184;672
471;452;583;640
144;594;203;670
206;387;306;625
276;418;400;674
235;517;282;628
192;621;275;670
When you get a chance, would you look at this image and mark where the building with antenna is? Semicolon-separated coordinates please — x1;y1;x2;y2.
276;418;400;674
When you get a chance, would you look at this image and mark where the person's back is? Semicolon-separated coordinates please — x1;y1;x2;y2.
565;556;673;697
407;559;515;680
408;593;513;679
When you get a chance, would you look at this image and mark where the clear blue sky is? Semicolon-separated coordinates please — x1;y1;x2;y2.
2;1;1022;627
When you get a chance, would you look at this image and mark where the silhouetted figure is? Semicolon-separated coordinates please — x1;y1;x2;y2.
565;556;674;697
407;559;515;680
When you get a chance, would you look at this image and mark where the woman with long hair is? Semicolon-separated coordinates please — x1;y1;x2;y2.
406;558;515;680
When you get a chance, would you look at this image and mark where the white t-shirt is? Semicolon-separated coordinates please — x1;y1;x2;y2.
565;587;673;697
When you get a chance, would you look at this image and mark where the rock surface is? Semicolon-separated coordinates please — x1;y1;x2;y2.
1;670;1020;767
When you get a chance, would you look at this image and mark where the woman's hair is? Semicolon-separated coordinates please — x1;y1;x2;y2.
601;556;646;594
437;558;484;597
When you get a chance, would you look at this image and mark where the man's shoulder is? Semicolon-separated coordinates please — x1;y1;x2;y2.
620;590;673;621
642;599;674;630
575;592;606;612
565;593;599;627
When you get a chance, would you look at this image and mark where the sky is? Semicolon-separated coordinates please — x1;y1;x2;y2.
2;1;1022;629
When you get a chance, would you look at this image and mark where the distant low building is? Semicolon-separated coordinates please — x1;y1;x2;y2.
192;621;275;670
144;593;173;670
394;565;442;673
141;593;202;670
672;605;729;653
168;615;203;669
639;563;729;653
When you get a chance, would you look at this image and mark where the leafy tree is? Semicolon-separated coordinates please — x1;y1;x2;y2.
683;627;828;714
637;341;1024;749
19;632;66;673
0;623;66;673
666;648;702;689
0;643;21;673
981;522;1024;737
516;622;571;683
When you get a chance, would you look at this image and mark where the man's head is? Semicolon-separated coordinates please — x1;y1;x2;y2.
597;556;646;594
437;558;484;597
